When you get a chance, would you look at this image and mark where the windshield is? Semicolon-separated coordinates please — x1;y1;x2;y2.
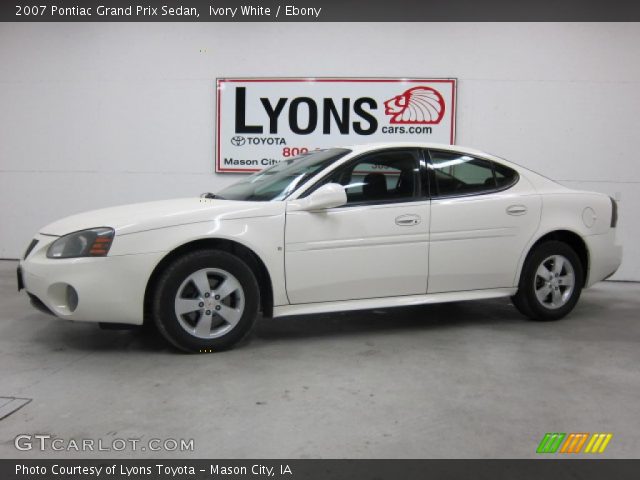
216;148;351;201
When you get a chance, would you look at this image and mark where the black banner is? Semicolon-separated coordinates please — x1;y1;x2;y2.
3;0;640;22
3;459;640;480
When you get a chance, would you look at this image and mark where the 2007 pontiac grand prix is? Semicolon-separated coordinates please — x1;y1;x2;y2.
18;143;622;351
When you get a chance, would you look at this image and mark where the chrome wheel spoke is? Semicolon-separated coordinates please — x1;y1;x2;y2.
190;270;211;297
557;275;574;287
536;284;552;303
175;298;202;316
215;276;242;300
551;288;562;306
536;264;552;281
552;256;565;275
216;304;242;327
194;311;214;337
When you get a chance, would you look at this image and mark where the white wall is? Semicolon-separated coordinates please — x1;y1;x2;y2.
1;22;638;280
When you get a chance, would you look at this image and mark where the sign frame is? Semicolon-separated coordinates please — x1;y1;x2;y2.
215;77;457;173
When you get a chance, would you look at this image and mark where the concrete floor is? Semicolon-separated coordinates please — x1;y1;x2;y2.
0;259;639;459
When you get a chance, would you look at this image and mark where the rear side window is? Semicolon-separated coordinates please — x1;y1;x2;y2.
428;150;518;197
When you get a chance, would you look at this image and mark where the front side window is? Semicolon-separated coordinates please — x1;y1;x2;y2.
428;150;518;197
216;148;350;201
305;149;422;205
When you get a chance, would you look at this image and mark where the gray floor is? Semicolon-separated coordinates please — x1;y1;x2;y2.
0;259;639;459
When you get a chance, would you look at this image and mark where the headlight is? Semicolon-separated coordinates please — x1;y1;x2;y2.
46;227;115;259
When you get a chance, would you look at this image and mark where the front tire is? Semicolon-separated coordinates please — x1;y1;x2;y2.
512;241;584;321
152;250;260;352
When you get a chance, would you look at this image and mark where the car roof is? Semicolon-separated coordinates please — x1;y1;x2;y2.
341;142;499;159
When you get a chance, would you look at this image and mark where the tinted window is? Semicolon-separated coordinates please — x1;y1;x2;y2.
493;162;519;188
306;149;421;205
428;151;517;197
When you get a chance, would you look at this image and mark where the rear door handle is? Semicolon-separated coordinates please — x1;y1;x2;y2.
395;214;421;226
506;205;527;216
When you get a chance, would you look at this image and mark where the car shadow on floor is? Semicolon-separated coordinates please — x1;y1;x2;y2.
21;314;170;353
254;298;518;341
22;298;522;353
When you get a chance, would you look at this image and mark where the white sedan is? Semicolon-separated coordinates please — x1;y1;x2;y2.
18;143;622;351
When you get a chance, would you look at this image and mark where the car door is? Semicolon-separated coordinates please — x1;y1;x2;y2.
426;149;542;293
284;148;430;304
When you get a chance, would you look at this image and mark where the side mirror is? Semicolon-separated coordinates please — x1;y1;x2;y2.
289;183;347;211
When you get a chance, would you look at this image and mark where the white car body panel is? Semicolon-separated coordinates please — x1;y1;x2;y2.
25;201;289;323
285;200;430;303
518;192;619;288
428;175;542;293
40;198;284;236
18;142;622;327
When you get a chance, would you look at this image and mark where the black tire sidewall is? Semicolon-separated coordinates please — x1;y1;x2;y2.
153;250;260;352
519;241;584;321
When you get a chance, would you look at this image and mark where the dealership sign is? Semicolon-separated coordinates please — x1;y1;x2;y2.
216;78;457;173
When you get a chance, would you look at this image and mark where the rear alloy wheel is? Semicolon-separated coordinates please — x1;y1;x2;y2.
533;255;575;310
512;241;584;321
153;250;260;352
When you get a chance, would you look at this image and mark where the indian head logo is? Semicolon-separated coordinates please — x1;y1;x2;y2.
384;86;446;124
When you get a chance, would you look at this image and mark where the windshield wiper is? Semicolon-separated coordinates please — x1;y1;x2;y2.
200;192;225;200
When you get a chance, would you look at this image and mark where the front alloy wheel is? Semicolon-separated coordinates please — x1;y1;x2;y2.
153;250;260;352
512;241;584;321
174;268;245;339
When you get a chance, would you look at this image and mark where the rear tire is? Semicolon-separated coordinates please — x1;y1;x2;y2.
152;250;260;352
512;241;584;321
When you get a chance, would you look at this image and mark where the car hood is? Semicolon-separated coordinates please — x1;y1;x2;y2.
40;198;285;236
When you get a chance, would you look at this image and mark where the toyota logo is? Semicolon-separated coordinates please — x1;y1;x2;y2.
231;136;246;146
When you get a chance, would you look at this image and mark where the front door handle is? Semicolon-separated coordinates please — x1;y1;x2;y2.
395;214;421;226
506;205;528;216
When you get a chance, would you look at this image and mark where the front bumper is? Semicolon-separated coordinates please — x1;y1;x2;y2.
20;234;165;325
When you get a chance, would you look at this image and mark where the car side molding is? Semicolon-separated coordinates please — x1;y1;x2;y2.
273;288;517;318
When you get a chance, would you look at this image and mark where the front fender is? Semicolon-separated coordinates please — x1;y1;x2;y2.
109;214;288;306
